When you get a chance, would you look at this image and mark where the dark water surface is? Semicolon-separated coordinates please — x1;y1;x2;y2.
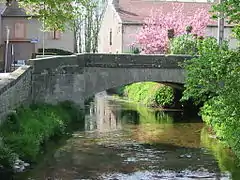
14;93;240;180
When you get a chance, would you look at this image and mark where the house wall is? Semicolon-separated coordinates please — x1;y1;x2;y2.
98;3;122;53
2;17;74;52
122;24;238;52
206;26;238;49
122;25;142;52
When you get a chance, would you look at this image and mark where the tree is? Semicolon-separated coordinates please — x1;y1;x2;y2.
135;3;210;54
16;0;90;31
78;0;107;53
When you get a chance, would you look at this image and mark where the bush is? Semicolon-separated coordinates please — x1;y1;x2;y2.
182;35;240;159
169;34;199;55
0;145;18;168
121;82;174;107
37;48;73;55
182;37;229;104
0;101;84;166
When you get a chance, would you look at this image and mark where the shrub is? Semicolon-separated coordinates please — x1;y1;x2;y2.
182;37;229;104
182;34;240;159
169;34;199;55
121;82;174;107
37;48;73;55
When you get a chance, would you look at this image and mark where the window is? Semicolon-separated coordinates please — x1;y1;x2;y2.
109;29;112;46
53;30;61;40
14;22;25;39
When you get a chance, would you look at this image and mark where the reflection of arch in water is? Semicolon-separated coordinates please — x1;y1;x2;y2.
119;102;173;125
200;127;240;179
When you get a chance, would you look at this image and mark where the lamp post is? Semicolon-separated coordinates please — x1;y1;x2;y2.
217;0;224;46
4;26;10;73
42;2;45;57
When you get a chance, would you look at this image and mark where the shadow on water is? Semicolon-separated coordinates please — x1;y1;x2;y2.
12;92;240;180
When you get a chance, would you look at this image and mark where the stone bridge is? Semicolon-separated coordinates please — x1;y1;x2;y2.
0;53;193;119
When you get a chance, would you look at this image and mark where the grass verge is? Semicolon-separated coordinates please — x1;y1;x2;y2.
0;101;84;169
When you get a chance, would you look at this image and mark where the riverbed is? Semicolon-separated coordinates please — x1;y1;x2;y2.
14;93;240;180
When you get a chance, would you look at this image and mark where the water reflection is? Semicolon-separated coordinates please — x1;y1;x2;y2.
14;93;240;180
85;93;122;132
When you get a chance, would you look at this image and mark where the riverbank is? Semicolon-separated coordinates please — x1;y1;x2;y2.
12;94;240;180
113;82;175;108
181;37;240;161
0;101;84;172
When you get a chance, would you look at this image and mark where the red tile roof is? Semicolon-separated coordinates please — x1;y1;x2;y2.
114;0;218;25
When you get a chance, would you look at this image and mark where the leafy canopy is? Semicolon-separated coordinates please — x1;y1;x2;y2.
17;0;93;31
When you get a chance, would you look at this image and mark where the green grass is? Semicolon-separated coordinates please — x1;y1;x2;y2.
0;101;84;168
120;82;174;107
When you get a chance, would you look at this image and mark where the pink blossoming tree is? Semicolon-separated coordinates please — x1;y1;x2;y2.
135;3;210;54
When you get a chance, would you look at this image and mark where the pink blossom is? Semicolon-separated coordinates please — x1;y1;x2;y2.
135;3;210;54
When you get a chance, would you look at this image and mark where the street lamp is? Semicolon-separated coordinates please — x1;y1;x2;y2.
217;0;224;46
4;26;10;73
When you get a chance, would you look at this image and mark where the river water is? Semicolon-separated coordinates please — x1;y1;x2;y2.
15;93;240;180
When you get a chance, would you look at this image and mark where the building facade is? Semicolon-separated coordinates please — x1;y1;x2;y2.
0;0;75;71
98;0;238;54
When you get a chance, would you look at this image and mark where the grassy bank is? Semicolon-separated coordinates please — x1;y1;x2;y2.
117;82;174;108
0;101;84;169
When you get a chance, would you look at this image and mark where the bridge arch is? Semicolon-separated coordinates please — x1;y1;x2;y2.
84;67;185;98
29;54;191;105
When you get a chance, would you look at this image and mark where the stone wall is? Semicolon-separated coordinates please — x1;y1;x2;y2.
0;66;32;122
29;55;85;106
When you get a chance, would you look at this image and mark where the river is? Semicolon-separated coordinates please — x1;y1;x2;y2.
14;92;240;180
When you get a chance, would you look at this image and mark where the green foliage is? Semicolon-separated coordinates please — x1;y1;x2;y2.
169;34;199;55
182;37;229;104
37;48;73;55
0;101;83;166
0;144;18;168
123;47;141;54
121;82;174;107
121;102;173;125
155;86;174;107
18;0;92;31
182;34;240;159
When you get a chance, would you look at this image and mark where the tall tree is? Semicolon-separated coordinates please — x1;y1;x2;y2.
79;0;107;53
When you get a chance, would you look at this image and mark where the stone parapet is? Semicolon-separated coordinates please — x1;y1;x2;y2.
0;66;32;122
